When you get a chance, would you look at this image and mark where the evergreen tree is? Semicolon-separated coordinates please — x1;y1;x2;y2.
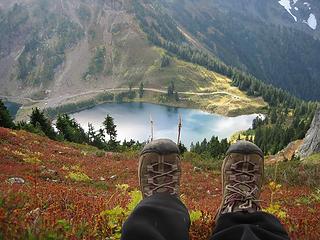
191;136;230;158
174;91;179;101
87;123;106;149
139;82;144;98
0;100;15;128
270;108;277;124
128;87;137;99
167;81;175;96
88;123;95;143
160;55;170;67
252;116;263;130
30;108;56;139
56;114;87;143
190;142;195;151
103;114;117;141
115;93;124;103
178;143;187;154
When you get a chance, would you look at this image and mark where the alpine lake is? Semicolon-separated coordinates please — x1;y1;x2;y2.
71;102;261;147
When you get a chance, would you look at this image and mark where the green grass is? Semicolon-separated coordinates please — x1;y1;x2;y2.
265;158;320;187
64;141;103;155
183;152;223;173
91;181;109;191
67;171;92;182
302;153;320;165
295;188;320;205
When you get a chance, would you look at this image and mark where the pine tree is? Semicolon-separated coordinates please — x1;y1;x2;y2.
56;114;86;143
178;143;187;154
270;108;277;124
167;81;174;96
103;114;117;141
30;108;56;139
160;55;170;67
139;82;144;98
190;142;195;151
87;123;106;149
0;100;14;128
174;91;179;101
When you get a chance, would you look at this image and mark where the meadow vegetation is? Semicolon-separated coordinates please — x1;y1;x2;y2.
0;127;319;239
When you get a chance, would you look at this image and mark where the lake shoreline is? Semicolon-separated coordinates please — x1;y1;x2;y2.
45;90;267;119
12;89;267;121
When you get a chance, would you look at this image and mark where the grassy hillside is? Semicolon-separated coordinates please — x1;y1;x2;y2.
0;128;319;239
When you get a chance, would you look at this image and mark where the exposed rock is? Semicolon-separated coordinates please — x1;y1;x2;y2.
299;108;320;158
109;175;117;180
7;177;25;184
265;140;303;164
39;166;60;182
193;166;202;172
27;208;40;218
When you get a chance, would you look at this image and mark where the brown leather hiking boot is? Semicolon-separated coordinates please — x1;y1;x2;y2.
216;140;264;219
139;139;181;199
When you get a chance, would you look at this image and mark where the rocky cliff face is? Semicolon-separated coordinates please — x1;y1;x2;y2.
265;140;303;164
299;108;320;158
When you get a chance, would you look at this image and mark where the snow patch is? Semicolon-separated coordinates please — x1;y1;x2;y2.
278;0;317;30
304;13;317;29
278;0;297;22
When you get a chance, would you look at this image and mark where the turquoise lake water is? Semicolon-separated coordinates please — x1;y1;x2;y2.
71;102;261;147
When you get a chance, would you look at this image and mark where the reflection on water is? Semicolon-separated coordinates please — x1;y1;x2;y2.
71;102;261;147
4;101;21;118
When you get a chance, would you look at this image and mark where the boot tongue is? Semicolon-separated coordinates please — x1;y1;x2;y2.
238;184;251;193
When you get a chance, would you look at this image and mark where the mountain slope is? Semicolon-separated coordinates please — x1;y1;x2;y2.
0;127;320;239
0;0;267;119
157;0;320;100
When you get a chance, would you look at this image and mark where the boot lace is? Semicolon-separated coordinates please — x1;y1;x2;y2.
222;156;261;212
144;156;179;197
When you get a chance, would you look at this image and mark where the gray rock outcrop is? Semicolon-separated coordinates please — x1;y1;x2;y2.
7;177;25;184
299;108;320;158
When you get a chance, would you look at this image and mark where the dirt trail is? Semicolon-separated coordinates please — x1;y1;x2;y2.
0;88;243;108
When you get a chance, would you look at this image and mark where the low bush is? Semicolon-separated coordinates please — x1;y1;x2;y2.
183;152;223;172
67;171;92;182
265;159;320;187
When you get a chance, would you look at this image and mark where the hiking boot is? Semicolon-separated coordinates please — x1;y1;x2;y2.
139;139;181;199
216;140;264;219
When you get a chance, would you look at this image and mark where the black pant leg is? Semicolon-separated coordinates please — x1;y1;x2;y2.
210;212;290;240
121;193;190;240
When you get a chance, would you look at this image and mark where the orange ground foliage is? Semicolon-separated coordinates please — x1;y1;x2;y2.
0;127;319;239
